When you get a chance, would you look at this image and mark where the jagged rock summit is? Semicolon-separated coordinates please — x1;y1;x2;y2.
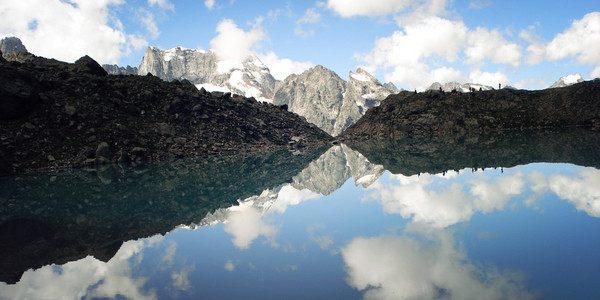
549;73;584;88
138;46;276;101
102;64;138;75
0;36;27;55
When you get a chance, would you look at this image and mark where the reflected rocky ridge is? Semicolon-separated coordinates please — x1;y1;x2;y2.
344;128;600;175
0;146;328;284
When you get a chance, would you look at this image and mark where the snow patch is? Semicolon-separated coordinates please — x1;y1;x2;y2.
351;73;371;82
195;83;231;93
356;174;377;185
563;73;583;85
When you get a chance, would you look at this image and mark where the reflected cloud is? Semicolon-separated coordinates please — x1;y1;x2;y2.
171;265;195;291
469;173;526;213
548;168;600;217
365;171;526;228
224;200;278;250
270;185;322;213
217;184;321;250
0;238;158;300
341;233;536;300
224;260;235;272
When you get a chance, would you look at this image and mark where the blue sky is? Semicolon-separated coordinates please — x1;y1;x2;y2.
1;0;599;90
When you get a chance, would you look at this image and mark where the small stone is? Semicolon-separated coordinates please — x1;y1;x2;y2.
96;142;111;159
65;104;76;116
47;155;55;161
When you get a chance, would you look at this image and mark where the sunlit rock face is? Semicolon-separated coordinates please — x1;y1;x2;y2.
138;46;276;101
346;68;399;115
274;67;397;136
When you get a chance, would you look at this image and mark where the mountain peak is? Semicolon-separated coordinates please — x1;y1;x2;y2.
550;73;584;88
0;36;27;55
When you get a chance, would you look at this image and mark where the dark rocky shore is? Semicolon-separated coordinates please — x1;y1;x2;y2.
0;51;333;175
341;81;600;139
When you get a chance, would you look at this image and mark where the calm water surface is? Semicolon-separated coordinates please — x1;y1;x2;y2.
1;130;599;299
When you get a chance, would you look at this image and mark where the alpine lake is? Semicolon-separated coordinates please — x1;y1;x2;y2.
1;128;599;300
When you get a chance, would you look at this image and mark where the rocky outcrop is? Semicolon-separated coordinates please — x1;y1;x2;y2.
102;64;138;75
347;68;399;114
0;36;27;55
0;53;333;175
341;82;600;139
138;46;276;100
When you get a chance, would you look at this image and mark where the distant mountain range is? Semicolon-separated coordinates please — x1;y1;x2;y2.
1;37;591;135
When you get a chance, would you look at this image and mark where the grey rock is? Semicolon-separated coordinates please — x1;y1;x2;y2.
96;142;111;159
273;67;396;136
0;37;27;55
102;64;138;75
71;55;108;76
273;66;347;136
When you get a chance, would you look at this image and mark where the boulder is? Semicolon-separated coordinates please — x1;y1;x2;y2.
71;55;108;76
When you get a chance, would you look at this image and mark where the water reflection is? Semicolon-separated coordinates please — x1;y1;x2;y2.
342;232;535;300
0;146;328;284
1;129;600;299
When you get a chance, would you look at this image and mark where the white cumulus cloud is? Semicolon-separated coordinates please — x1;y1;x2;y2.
258;52;315;80
546;12;600;65
469;69;511;87
356;16;469;90
210;18;266;73
204;0;216;9
148;0;174;10
466;27;522;66
327;0;416;17
0;0;147;64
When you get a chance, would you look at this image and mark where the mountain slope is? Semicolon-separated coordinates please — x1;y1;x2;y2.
341;81;600;139
0;52;333;175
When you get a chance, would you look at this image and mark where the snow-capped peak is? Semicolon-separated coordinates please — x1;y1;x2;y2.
550;73;584;88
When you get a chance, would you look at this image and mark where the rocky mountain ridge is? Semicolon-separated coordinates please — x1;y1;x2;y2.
0;50;333;175
341;81;600;139
426;81;494;93
132;46;398;135
137;46;276;101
